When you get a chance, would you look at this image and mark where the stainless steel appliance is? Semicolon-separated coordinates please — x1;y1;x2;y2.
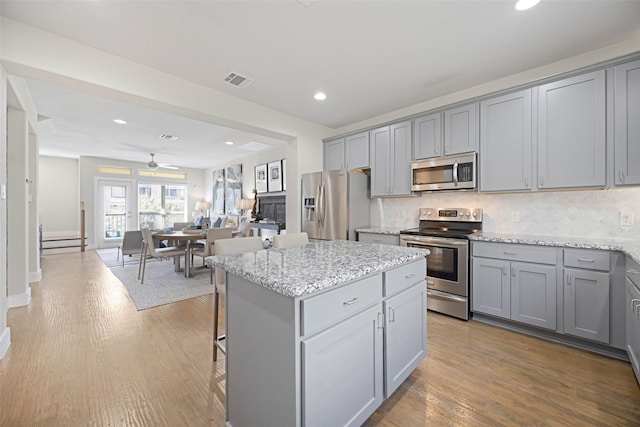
301;169;370;241
411;152;476;192
400;207;482;320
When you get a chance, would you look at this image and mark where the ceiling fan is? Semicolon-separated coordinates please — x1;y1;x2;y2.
147;153;178;170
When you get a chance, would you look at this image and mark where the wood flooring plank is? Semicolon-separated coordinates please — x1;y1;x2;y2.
1;250;638;426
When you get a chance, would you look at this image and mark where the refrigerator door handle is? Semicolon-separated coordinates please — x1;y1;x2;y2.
315;184;322;228
319;183;326;227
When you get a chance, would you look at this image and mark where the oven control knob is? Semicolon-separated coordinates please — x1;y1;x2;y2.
466;212;471;217
472;212;478;218
427;210;432;216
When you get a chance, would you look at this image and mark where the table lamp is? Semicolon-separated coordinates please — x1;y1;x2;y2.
237;198;254;222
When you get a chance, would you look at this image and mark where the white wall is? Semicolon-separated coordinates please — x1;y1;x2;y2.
375;188;640;241
39;156;79;236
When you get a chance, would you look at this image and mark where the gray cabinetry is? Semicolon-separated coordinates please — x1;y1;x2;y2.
346;131;370;169
358;232;400;246
413;112;442;160
471;242;557;330
537;70;606;189
562;249;610;344
370;120;412;197
324;137;345;171
626;257;640;385
479;89;532;192
444;102;478;156
614;59;640;186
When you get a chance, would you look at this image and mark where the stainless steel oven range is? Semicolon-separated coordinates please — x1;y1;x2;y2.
400;207;482;320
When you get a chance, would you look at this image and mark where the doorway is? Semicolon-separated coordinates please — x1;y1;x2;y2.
96;180;134;248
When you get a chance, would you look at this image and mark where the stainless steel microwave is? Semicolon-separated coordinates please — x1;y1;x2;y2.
411;152;477;191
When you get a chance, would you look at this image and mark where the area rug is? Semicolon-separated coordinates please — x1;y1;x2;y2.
96;247;141;268
97;248;214;310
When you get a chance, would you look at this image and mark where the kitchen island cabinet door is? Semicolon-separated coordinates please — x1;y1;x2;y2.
444;102;478;156
324;137;345;171
302;303;384;427
511;262;557;330
472;257;510;319
563;268;610;344
384;281;426;397
537;70;606;190
614;59;640;186
479;89;532;192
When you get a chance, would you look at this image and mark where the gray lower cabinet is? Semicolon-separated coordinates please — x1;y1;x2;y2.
472;242;557;330
626;257;640;385
562;248;611;344
370;121;412;197
614;59;640;186
537;70;606;190
324;137;345;171
358;232;400;246
302;303;384;427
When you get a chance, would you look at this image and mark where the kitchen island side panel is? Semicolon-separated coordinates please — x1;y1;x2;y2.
226;273;300;427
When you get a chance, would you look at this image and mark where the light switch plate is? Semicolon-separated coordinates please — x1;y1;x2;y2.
0;184;5;200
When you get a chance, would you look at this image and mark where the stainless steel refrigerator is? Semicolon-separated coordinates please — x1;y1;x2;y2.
301;169;370;241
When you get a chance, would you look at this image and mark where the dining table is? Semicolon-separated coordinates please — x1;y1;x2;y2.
152;230;207;278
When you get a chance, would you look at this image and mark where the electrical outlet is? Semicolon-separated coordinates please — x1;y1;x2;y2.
620;210;634;226
511;212;520;222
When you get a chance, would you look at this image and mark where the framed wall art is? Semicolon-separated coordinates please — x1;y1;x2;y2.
211;169;225;215
255;163;268;193
267;160;282;192
225;164;243;215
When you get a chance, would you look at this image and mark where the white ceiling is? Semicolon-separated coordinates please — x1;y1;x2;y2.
1;0;639;169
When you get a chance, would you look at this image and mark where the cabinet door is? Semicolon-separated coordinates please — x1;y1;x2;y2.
472;257;510;319
479;89;532;192
444;103;478;155
511;262;556;330
538;70;606;189
302;304;384;427
324;138;345;171
413;113;442;160
563;268;610;343
370;126;391;197
346;132;370;169
389;121;412;196
384;281;426;397
614;59;640;185
626;277;640;383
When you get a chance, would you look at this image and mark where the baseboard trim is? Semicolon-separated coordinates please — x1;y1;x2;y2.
29;269;42;283
0;327;10;359
8;287;31;308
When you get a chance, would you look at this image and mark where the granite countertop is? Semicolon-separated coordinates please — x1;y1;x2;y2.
469;232;640;264
207;240;429;298
355;227;405;235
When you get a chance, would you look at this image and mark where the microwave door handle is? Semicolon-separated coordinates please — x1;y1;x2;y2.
453;161;459;186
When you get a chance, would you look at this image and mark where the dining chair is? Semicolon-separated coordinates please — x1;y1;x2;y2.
272;232;309;249
212;236;263;361
138;228;187;284
191;227;233;278
117;230;143;266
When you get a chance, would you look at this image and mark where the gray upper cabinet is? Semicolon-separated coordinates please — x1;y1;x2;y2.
323;138;345;171
413;112;442;160
537;70;606;190
444;103;479;156
345;131;370;169
614;59;640;186
479;89;533;192
370;121;412;197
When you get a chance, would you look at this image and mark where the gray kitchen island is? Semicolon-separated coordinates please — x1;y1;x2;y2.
207;239;429;427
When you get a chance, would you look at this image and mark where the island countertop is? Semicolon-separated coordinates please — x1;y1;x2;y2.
207;239;429;298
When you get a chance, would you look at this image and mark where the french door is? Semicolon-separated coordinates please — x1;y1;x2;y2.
96;179;135;248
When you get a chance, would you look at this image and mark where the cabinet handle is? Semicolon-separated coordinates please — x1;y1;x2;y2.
444;145;449;154
405;273;416;280
343;297;359;306
577;258;595;263
388;307;396;323
511;266;515;277
502;266;507;276
619;170;625;183
566;273;572;285
539;176;544;187
377;312;385;329
435;146;440;155
628;269;640;274
524;177;529;188
503;251;517;256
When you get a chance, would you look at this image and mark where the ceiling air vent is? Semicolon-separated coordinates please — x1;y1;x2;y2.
224;72;254;89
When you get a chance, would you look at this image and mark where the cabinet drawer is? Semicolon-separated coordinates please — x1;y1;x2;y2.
384;259;426;297
564;249;609;271
358;232;399;246
301;274;382;336
472;242;556;265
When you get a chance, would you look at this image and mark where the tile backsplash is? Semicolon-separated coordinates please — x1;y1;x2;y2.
372;187;640;240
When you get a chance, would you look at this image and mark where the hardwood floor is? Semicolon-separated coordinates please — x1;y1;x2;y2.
1;250;639;426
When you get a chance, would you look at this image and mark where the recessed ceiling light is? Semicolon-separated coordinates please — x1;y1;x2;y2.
159;134;178;141
113;119;127;124
314;92;327;101
515;0;541;11
225;141;234;145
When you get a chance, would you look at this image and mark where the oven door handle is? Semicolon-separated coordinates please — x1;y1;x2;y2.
427;289;467;303
401;236;469;247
